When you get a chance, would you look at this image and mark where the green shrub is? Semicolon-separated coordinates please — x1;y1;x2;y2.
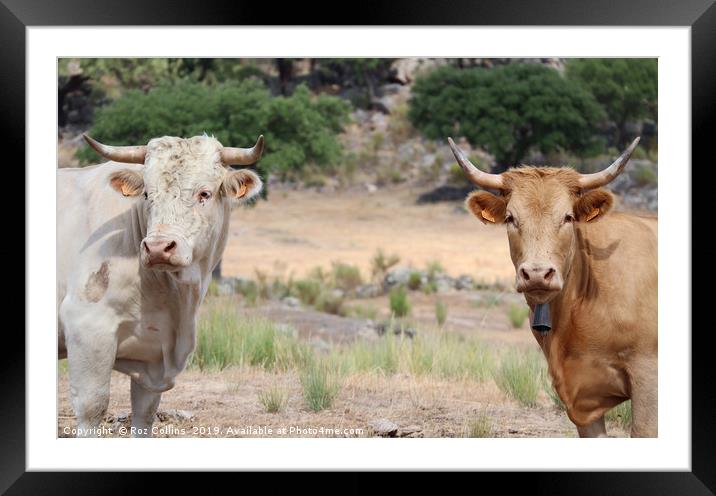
507;304;530;328
315;290;346;316
236;279;259;306
632;164;657;187
293;279;323;306
407;271;423;290
258;387;288;413
566;58;657;148
77;80;351;177
300;360;341;412
409;64;606;170
425;260;445;280
331;262;363;292
370;249;400;282
435;300;448;327
493;348;543;407
389;286;411;318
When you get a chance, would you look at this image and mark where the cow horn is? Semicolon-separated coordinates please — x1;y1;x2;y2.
447;137;504;190
220;135;265;166
578;137;640;189
83;134;147;164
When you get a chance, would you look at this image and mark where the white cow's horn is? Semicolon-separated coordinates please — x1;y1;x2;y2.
447;137;504;190
578;137;640;189
220;135;265;166
83;134;147;164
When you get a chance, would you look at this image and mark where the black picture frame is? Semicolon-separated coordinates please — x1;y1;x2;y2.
6;0;709;492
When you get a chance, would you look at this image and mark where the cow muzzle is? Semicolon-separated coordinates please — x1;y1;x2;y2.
141;235;191;270
515;263;563;302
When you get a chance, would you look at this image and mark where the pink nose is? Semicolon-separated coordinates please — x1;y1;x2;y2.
143;237;178;265
519;264;556;284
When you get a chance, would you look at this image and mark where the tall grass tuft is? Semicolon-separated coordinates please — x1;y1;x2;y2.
370;249;401;283
507;304;530;328
258;386;288;413
541;369;565;410
464;409;493;437
435;300;448;327
606;400;632;431
389;286;411;318
433;333;494;381
338;331;401;376
300;360;342;412
293;279;323;306
190;302;312;371
331;262;363;292
493;348;543;407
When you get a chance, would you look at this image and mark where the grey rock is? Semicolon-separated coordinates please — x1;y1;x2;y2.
455;274;475;290
384;267;423;289
421;153;437;168
434;274;456;293
282;296;301;308
215;280;236;296
398;425;423;438
364;183;378;194
355;283;383;299
156;409;195;422
369;419;399;437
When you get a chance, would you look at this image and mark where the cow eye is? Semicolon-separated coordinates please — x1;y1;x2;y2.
143;192;148;200
564;214;575;223
198;190;212;204
505;214;514;224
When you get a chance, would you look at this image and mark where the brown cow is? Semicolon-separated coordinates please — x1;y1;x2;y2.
448;137;657;437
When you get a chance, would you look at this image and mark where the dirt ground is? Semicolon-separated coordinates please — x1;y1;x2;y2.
60;367;624;438
220;184;514;284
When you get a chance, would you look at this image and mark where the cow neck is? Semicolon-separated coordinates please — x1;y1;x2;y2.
545;225;595;334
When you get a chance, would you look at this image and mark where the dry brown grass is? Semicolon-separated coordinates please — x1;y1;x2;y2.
59;367;605;438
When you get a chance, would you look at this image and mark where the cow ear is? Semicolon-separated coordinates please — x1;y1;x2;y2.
574;189;614;222
465;190;506;224
109;169;144;197
222;169;263;202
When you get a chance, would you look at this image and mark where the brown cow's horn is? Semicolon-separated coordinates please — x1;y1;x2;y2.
83;134;147;164
447;137;504;190
220;135;265;166
578;137;640;189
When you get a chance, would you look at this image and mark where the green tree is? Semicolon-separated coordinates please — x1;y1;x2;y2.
566;58;657;148
76;79;350;179
408;64;606;172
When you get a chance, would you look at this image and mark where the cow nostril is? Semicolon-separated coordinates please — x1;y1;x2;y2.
143;241;150;253
164;241;177;253
544;268;555;281
520;268;530;281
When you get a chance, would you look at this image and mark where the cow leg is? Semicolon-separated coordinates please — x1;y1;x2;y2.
629;356;658;438
130;379;162;438
65;324;117;438
576;416;607;438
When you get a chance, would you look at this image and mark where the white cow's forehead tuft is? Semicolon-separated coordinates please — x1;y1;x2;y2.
144;135;224;181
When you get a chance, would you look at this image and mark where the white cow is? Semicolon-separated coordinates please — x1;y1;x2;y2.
57;134;264;437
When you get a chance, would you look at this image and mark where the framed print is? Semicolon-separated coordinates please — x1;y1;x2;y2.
6;0;711;491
